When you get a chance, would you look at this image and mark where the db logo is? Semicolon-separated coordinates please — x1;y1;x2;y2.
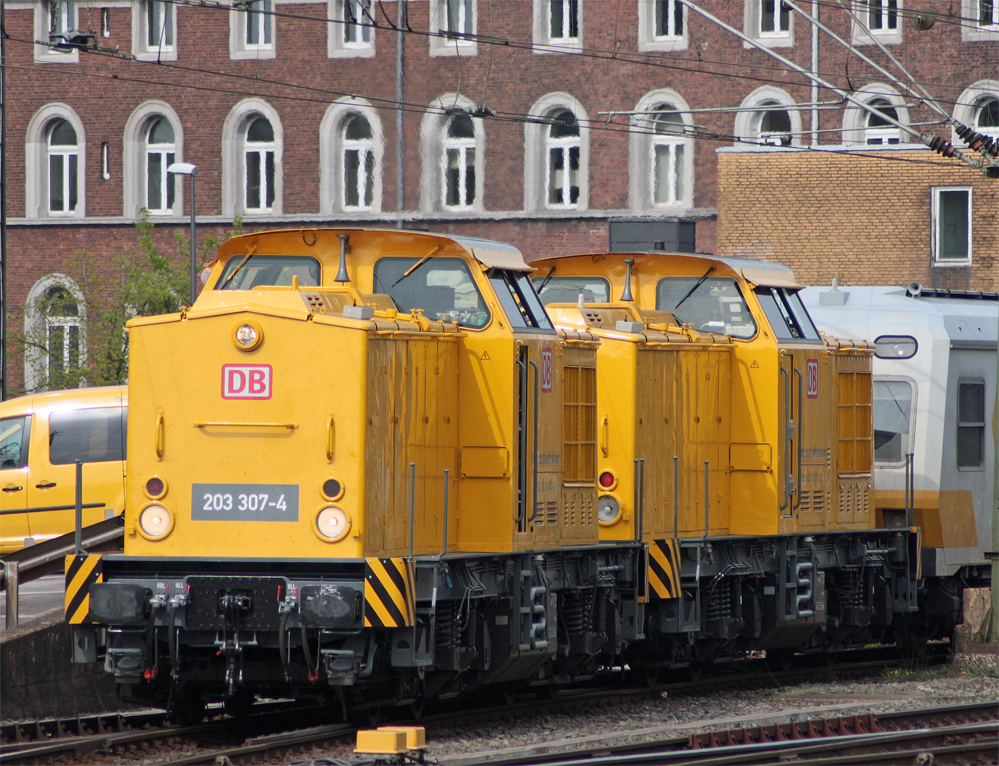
806;359;819;399
222;364;273;400
541;349;553;394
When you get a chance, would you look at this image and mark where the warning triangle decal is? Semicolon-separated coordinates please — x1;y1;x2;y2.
750;360;760;368
480;351;491;361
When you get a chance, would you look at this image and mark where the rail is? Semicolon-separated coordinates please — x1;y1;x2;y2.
1;516;124;629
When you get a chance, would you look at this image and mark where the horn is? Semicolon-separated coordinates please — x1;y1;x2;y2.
621;259;635;302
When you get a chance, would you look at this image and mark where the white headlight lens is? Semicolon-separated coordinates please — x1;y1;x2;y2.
598;496;621;525
138;504;173;538
235;324;259;348
316;506;351;542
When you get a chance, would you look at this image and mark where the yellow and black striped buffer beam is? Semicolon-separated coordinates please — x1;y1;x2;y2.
364;557;415;628
65;554;103;625
648;540;682;600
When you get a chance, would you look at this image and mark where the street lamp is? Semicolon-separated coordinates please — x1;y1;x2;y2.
167;162;198;307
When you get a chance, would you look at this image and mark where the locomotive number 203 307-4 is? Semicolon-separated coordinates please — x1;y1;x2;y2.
191;483;300;522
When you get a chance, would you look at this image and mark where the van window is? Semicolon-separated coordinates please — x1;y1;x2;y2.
0;416;31;469
49;408;127;465
873;380;912;463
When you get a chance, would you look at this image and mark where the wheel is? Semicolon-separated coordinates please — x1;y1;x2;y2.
169;693;207;726
408;699;425;720
502;686;517;707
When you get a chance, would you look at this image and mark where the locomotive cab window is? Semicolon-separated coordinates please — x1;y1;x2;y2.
873;379;913;464
216;255;321;290
656;275;756;338
533;275;611;305
490;271;555;331
755;287;821;342
373;256;490;328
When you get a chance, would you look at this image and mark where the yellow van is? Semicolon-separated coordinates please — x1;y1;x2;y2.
0;386;127;554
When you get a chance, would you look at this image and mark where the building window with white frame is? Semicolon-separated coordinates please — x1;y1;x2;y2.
344;0;372;45
48;0;75;46
47;119;79;216
639;0;686;51
146;0;174;50
443;115;476;209
244;116;276;212
342;114;374;209
978;0;998;26
231;0;274;58
760;0;789;35
36;0;79;60
865;99;900;144
651;108;685;205
655;0;683;38
758;104;792;145
145;117;176;214
860;0;897;31
44;287;82;385
975;96;999;135
932;187;971;263
550;0;579;42
547;110;580;207
444;0;474;37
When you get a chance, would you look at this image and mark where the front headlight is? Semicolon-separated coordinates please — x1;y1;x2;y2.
598;495;622;525
137;503;174;540
315;506;351;542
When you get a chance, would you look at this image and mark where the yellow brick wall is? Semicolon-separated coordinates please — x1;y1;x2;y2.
717;149;998;291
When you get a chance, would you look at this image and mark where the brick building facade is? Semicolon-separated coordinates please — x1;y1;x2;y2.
2;0;998;392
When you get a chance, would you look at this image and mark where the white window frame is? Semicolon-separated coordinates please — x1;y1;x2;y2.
932;187;972;265
545;111;581;209
25;104;86;219
733;86;802;147
628;89;692;211
243;118;276;213
419;94;485;213
743;0;792;48
863;99;901;144
851;0;901;45
524;93;588;212
841;84;910;145
533;0;581;52
638;0;687;52
442;115;477;210
952;81;999;144
133;0;178;61
47;119;80;217
35;0;79;63
329;0;375;58
222;99;283;216
122;101;184;218
230;0;275;60
962;0;999;40
320;98;383;215
430;0;477;55
23;275;88;394
342;116;376;210
144;118;177;215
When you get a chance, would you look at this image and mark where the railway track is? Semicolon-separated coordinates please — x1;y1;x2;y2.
0;647;977;766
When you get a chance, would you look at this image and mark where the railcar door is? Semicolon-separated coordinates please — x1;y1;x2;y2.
0;415;31;552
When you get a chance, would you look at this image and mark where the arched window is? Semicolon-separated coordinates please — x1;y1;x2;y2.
145;117;176;213
44;287;81;383
47;119;78;215
975;96;999;136
547;110;580;208
443;115;476;209
649;107;686;205
342;114;374;209
758;102;792;145
244;116;275;212
865;98;900;144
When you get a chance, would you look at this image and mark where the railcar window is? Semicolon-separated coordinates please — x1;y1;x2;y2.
755;287;821;342
656;276;756;338
215;255;320;290
373;257;490;328
0;416;31;470
489;271;555;331
533;276;611;305
957;381;985;469
873;380;912;463
49;408;127;465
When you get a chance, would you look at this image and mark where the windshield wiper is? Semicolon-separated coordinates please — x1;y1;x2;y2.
221;245;259;289
391;245;442;289
673;266;715;311
537;266;556;294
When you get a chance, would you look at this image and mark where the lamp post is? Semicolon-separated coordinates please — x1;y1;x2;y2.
167;162;198;307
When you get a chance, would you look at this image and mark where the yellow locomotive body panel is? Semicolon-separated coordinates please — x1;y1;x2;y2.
533;252;874;539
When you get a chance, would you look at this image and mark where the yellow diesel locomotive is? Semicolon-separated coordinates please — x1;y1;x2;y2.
66;231;921;720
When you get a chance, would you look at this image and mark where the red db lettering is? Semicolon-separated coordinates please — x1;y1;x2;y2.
222;365;273;400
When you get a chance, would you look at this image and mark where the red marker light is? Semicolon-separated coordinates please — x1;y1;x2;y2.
599;472;615;489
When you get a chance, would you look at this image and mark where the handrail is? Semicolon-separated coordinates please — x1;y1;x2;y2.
792;366;803;512
194;422;298;429
527;359;540;523
779;366;790;513
0;502;104;516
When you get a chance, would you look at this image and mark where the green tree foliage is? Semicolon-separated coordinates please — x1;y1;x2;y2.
10;211;242;394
